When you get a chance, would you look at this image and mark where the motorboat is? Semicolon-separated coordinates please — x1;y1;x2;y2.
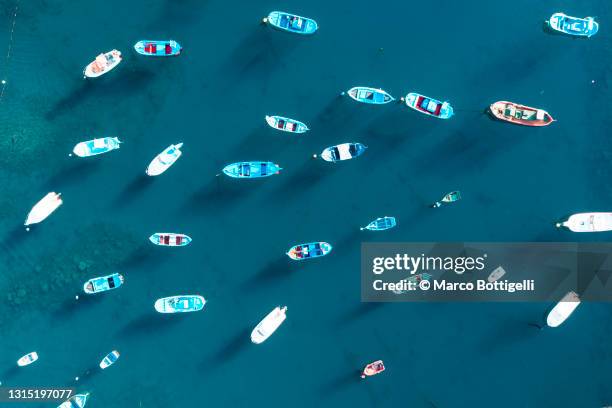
403;92;453;119
83;273;124;294
286;242;332;260
99;350;120;369
360;216;397;231
489;101;554;126
149;233;192;246
346;87;394;104
265;115;309;133
392;273;432;294
548;13;599;37
556;212;612;232
251;306;287;344
319;142;367;162
487;266;506;283
154;295;206;313
24;192;62;229
432;191;461;208
264;11;318;34
83;50;122;78
146;143;183;176
17;351;38;367
72;137;121;157
58;393;89;408
361;360;385;379
134;40;182;56
546;291;580;327
222;161;282;178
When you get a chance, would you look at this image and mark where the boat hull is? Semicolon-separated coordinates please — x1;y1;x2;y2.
149;233;192;246
146;143;183;176
84;50;122;78
83;273;124;294
489;101;554;126
558;212;612;232
266;11;318;35
100;350;120;369
25;192;62;227
362;216;397;231
287;242;332;260
17;352;38;367
222;161;282;178
347;87;394;104
548;13;599;37
251;306;287;344
546;291;580;327
320;143;367;162
265;115;308;133
134;40;182;56
72;137;121;157
404;92;453;119
361;360;385;378
154;295;206;313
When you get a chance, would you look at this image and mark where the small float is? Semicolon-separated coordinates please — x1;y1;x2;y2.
265;115;309;133
360;216;397;231
403;92;453;119
84;50;122;78
154;295;206;313
251;306;287;344
264;11;318;35
319;142;367;162
17;351;38;367
546;291;580;328
361;360;385;379
346;87;394;104
489;101;554;126
222;161;282;178
134;40;182;56
286;242;332;260
83;273;124;294
547;13;598;37
99;350;120;369
24;192;62;229
146;143;183;176
149;233;192;247
556;212;612;232
72;137;121;157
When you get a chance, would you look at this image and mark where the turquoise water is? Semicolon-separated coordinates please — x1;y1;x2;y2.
0;0;611;406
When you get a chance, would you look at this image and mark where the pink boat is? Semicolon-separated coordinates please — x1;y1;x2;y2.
361;360;385;379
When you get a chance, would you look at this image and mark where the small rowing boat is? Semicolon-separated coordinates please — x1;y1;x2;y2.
265;115;309;133
17;351;38;367
58;393;89;408
24;192;62;230
264;11;318;35
361;216;397;231
146;143;183;176
134;40;182;56
83;273;124;294
432;191;461;208
319;142;367;162
99;350;120;369
403;92;453;119
547;291;580;328
251;306;287;344
149;233;192;247
487;266;506;283
556;212;612;232
489;101;554;127
222;161;282;178
346;87;394;104
154;295;206;313
83;50;122;78
72;137;121;157
361;360;385;379
286;242;332;260
548;13;599;37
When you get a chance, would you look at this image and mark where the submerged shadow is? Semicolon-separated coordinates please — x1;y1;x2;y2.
318;370;361;397
44;159;101;190
200;327;251;368
112;174;155;208
1;366;19;383
241;256;293;289
68;364;101;386
0;225;29;254
184;176;261;214
116;312;181;338
479;318;544;352
269;159;331;201
52;293;104;321
119;243;170;270
336;303;384;326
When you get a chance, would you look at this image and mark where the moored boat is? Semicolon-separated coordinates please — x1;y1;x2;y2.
251;306;287;344
432;191;461;208
222;161;282;178
17;351;38;367
489;101;554;126
346;87;394;104
149;233;192;247
265;115;309;133
264;11;318;35
556;212;612;232
83;273;124;294
547;291;580;327
487;266;506;283
548;13;599;37
134;40;182;56
146;143;183;176
286;242;332;260
24;192;62;229
318;143;367;162
361;360;385;379
99;350;120;369
58;393;89;408
72;137;121;157
154;295;206;313
403;92;453;119
83;50;122;78
360;216;397;231
392;273;433;295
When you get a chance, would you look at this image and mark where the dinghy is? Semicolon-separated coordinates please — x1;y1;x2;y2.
487;266;506;283
489;101;554;126
149;233;192;247
547;291;580;328
251;306;287;344
432;191;461;208
403;92;453;119
222;161;282;178
318;143;367;162
361;360;385;379
264;11;318;35
392;273;433;294
99;350;120;369
83;273;124;294
265;115;309;133
134;40;182;56
72;137;121;157
154;295;206;313
17;351;38;367
146;143;183;176
361;216;397;231
24;192;62;229
286;242;332;260
548;13;599;37
58;393;89;408
83;50;122;78
556;212;612;232
346;87;394;104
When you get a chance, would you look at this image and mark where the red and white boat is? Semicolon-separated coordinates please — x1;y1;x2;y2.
361;360;385;379
489;101;554;126
149;233;192;247
17;351;38;367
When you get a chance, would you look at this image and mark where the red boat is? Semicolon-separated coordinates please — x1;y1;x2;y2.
361;360;385;379
489;101;554;127
149;233;192;247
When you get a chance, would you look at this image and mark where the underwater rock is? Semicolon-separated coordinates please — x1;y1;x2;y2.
78;261;89;271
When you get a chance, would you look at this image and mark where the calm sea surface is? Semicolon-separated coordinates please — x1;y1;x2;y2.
0;0;611;406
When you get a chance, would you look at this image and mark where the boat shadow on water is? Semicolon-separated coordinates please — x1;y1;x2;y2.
67;364;100;386
115;312;182;339
309;97;362;143
0;225;30;255
52;293;105;321
318;370;361;397
183;176;261;214
1;365;19;383
267;159;331;202
120;243;172;270
111;174;155;209
240;255;294;290
44;159;102;190
199;327;251;369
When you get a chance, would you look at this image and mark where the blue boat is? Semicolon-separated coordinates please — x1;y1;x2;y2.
403;92;453;119
346;87;394;104
83;273;124;294
287;242;332;260
134;40;182;56
154;295;206;313
319;142;367;162
548;13;599;37
360;216;397;231
264;11;318;35
222;161;282;178
72;137;121;157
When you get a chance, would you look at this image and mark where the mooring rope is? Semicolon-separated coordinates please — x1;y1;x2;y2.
0;0;20;103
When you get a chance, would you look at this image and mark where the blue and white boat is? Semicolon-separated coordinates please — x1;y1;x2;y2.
264;11;318;35
318;143;367;162
403;92;453;119
83;273;124;294
72;137;121;157
548;13;599;37
360;216;397;231
222;161;282;178
58;393;89;408
134;40;182;56
346;87;394;104
265;115;309;134
287;242;332;260
99;350;120;369
154;295;206;313
146;143;183;176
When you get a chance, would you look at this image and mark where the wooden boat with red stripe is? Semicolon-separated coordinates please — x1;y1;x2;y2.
489;101;554;127
149;233;192;247
361;360;385;379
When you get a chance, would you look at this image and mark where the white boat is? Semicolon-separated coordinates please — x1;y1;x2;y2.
556;212;612;232
154;295;206;313
17;351;38;367
72;137;121;157
24;192;62;229
319;142;367;162
99;350;120;369
487;266;506;283
83;50;122;78
58;393;89;408
546;291;580;328
146;143;183;176
251;306;287;344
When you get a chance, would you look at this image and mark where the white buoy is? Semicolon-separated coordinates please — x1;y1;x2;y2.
1;80;6;84
312;154;317;159
75;295;79;300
